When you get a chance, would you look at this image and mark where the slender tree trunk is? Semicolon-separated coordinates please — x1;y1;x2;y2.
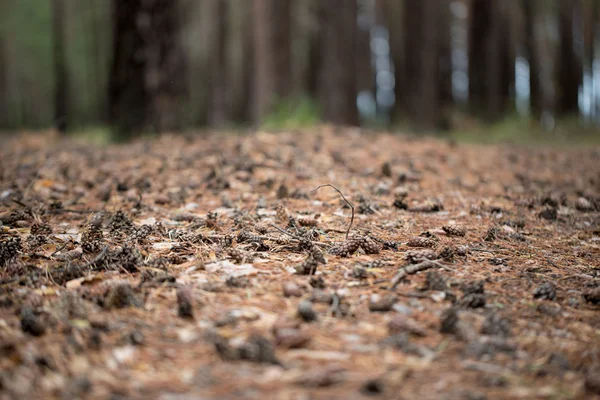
383;0;405;119
0;34;7;128
438;2;453;110
403;0;421;119
556;0;582;115
524;0;541;117
52;0;68;133
416;0;440;130
209;0;228;127
319;0;359;125
306;0;323;97
469;0;503;121
251;0;291;124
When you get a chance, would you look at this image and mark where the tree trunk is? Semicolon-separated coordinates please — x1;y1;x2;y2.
109;0;185;136
469;0;503;121
52;0;68;133
523;0;541;117
438;2;453;110
251;0;291;124
383;0;405;119
556;0;582;116
208;0;228;127
416;0;440;130
319;0;359;126
0;34;7;128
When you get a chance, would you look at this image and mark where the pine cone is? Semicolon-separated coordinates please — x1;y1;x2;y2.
308;245;326;264
81;224;103;254
437;244;457;261
460;294;486;308
109;210;133;235
407;236;437;248
405;249;438;264
410;200;443;213
360;237;382;255
583;287;600;304
533;282;556;301
30;222;52;235
26;234;48;250
275;204;289;224
254;222;269;234
425;271;447;291
295;255;319;275
442;225;466;237
484;226;498;242
329;235;362;257
297;216;318;227
228;248;245;264
0;235;22;265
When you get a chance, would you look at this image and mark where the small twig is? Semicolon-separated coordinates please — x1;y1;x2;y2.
269;224;303;241
311;184;354;239
389;259;450;290
82;246;110;270
50;241;70;257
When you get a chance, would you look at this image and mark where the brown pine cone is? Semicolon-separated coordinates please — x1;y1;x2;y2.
227;248;245;264
405;249;438;264
308;245;326;264
442;225;466;237
81;224;104;254
437;244;457;261
360;237;382;254
407;236;437;248
254;222;270;234
30;222;52;235
275;204;289;223
0;235;22;265
297;216;318;227
329;235;362;257
295;255;319;275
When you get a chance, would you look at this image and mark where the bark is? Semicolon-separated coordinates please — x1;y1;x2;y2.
109;0;186;136
251;0;292;124
319;0;359;125
52;0;68;133
208;0;228;127
468;0;504;121
383;0;405;118
523;0;541;116
556;0;582;115
438;2;453;109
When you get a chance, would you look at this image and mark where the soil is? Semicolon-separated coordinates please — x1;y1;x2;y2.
1;129;600;400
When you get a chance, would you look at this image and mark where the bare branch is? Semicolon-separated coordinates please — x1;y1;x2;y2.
311;183;354;239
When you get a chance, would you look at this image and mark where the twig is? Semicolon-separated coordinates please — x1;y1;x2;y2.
268;224;329;248
311;184;354;239
389;259;450;290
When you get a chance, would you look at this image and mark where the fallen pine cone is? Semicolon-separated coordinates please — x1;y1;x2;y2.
442;225;466;237
405;249;438;264
407;236;437;248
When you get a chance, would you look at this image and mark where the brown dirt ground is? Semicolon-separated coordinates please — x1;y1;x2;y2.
1;128;600;400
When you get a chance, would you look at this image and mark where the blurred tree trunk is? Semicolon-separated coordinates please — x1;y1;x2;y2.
52;0;68;133
319;0;359;125
523;0;541;117
469;0;504;121
209;0;228;127
403;0;440;130
109;0;185;136
306;0;323;97
438;2;453;110
556;0;582;116
383;0;405;119
251;0;291;124
0;35;7;128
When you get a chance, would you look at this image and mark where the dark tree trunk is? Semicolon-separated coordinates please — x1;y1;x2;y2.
402;0;440;130
306;0;323;97
438;2;453;109
319;0;359;126
52;0;68;133
251;0;291;124
209;0;228;127
109;0;185;136
556;0;582;116
523;0;541;116
0;34;7;128
469;0;503;121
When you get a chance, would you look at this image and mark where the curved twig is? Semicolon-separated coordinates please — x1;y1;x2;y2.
311;184;354;239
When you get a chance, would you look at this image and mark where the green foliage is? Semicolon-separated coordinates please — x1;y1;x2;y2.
449;115;600;146
261;96;321;130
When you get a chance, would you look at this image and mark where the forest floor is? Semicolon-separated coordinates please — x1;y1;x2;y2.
1;128;600;400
